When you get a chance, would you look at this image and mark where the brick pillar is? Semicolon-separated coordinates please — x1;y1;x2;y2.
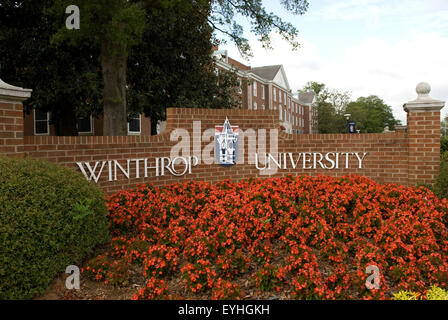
0;79;32;158
404;82;445;186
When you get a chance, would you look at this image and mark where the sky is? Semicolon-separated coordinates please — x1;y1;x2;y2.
221;0;448;124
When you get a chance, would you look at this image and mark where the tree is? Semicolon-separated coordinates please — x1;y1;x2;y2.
126;1;241;134
302;81;350;112
3;1;309;136
302;81;350;133
0;0;102;135
52;0;146;136
209;0;309;57
51;0;309;135
345;96;399;133
441;115;448;137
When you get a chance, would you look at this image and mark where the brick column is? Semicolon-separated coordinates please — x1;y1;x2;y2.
404;82;445;186
0;79;32;158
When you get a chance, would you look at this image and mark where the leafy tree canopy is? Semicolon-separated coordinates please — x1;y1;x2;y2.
0;0;102;135
346;96;400;133
302;82;401;134
301;81;350;133
209;0;309;57
2;0;310;135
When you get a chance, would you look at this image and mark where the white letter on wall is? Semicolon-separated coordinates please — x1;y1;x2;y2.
65;5;80;30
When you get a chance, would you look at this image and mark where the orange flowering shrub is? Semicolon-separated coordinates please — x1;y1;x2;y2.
212;278;244;300
83;175;448;299
82;254;130;287
132;278;169;300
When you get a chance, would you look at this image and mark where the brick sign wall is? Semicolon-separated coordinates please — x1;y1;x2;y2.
0;80;444;195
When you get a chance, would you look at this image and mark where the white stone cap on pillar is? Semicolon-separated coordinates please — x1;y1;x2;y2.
403;82;445;112
0;78;32;102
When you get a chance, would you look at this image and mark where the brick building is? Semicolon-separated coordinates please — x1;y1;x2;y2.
213;49;318;134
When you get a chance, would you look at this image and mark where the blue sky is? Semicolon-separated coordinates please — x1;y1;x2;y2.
222;0;448;124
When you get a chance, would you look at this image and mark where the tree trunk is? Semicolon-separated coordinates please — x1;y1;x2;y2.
54;105;78;136
100;40;128;136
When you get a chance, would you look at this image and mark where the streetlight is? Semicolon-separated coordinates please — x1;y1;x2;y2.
344;113;351;133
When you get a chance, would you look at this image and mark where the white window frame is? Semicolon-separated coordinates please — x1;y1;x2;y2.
261;104;265;110
273;88;277;101
279;90;282;103
261;86;265;99
128;114;142;135
238;78;242;94
76;115;94;135
253;81;257;97
279;105;283;120
253;102;257;110
34;109;50;136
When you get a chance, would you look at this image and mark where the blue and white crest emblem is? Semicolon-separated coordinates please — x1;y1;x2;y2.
215;117;239;166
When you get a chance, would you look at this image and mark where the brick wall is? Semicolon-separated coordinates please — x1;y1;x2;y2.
1;80;444;195
0;101;25;158
21;108;411;195
407;110;441;185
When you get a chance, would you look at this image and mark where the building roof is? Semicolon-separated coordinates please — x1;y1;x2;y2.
250;65;282;80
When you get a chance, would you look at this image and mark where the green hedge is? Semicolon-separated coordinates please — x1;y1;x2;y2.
441;136;448;154
0;157;110;299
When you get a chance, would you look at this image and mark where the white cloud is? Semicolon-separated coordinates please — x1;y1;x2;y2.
225;32;448;124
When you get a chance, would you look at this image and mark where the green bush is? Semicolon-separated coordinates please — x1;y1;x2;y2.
0;157;110;299
433;151;448;200
441;136;448;154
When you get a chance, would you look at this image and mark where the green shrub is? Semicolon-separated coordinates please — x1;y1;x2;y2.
0;157;110;299
392;286;448;300
433;151;448;200
441;136;448;154
426;285;448;300
391;290;419;300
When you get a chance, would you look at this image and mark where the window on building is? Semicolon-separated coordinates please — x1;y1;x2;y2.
261;104;265;110
238;78;242;94
128;114;141;135
279;105;283;120
253;102;257;110
261;86;265;99
253;82;257;97
34;109;49;135
76;116;93;134
279;91;282;103
273;88;277;101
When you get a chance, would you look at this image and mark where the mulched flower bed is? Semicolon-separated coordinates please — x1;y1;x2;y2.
82;175;448;300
